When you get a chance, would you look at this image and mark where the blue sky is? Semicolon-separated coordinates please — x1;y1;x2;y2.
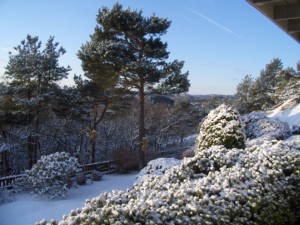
0;0;299;94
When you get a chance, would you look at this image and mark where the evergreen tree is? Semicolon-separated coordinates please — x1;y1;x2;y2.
274;67;300;102
78;3;190;168
236;58;285;112
260;58;283;92
4;35;70;168
235;74;254;114
252;58;283;110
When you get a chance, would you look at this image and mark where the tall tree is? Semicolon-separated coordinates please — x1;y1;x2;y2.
78;3;189;168
4;35;70;168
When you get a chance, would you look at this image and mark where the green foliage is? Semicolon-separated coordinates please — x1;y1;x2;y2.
5;35;70;93
78;3;189;94
3;34;71;119
197;104;245;151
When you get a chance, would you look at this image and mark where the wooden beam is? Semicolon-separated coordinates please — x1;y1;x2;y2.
274;4;300;20
297;32;300;42
252;0;280;6
288;19;300;33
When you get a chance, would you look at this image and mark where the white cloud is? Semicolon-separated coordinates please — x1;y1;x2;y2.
188;8;241;38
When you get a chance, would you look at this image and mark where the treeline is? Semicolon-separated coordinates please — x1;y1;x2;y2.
235;58;300;114
0;4;196;176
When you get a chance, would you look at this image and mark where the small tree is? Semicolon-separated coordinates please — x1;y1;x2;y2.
78;3;189;168
197;104;245;152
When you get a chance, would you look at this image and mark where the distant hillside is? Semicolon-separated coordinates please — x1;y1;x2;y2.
184;94;235;101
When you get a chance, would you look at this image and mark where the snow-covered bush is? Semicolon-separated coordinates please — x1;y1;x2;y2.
37;140;300;225
197;104;245;151
242;112;291;140
16;152;81;199
135;158;181;184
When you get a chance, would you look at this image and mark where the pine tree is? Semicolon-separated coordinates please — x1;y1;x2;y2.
235;74;254;114
274;67;300;102
236;58;285;112
251;58;283;110
78;3;189;168
4;35;70;168
260;58;283;92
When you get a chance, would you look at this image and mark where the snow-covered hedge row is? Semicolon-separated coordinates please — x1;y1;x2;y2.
135;158;181;184
37;140;300;225
197;104;245;151
16;152;81;199
242;112;291;140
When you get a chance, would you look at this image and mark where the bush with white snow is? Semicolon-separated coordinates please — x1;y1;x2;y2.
197;104;245;151
16;152;81;199
135;158;181;184
242;112;291;140
35;105;300;225
36;140;300;225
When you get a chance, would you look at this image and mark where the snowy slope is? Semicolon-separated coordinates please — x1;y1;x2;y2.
268;98;300;127
0;173;137;225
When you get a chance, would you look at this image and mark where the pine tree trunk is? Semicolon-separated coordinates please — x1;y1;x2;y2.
3;151;10;176
138;84;146;169
89;131;97;163
27;135;34;169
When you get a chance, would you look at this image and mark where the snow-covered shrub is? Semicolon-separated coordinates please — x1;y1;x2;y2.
37;140;300;225
242;112;291;140
197;104;245;151
135;158;181;184
16;152;81;199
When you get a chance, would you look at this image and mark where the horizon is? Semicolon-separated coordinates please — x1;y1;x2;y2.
0;0;299;95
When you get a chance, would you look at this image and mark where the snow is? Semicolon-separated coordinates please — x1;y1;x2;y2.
0;173;137;225
135;158;181;184
43;140;300;225
268;98;300;127
269;98;295;117
285;135;300;146
183;134;197;146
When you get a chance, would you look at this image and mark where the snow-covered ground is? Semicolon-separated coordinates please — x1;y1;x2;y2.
0;173;137;225
268;98;300;127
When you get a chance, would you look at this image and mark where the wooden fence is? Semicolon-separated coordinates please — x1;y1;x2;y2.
0;174;26;189
0;160;116;189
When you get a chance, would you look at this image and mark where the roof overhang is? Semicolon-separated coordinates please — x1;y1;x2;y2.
247;0;300;43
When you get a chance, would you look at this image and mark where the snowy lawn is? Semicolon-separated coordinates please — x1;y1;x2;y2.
0;173;137;225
